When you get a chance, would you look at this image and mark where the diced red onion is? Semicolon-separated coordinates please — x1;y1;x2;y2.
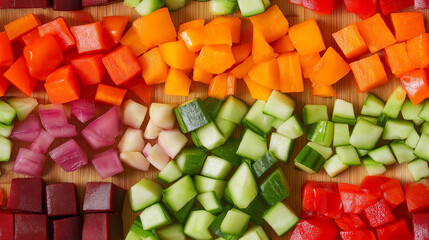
13;148;46;176
39;104;68;128
87;106;121;139
49;139;88;172
10;114;41;142
70;98;95;123
142;142;152;158
81;126;115;150
29;130;55;154
46;124;77;138
92;148;124;179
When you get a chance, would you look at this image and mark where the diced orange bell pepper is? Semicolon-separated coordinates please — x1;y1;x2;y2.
38;17;76;52
138;47;169;85
391;12;425;42
243;75;272;101
121;77;152;104
100;16;130;45
70;22;113;54
248;58;280;90
332;23;368;59
312;83;337;97
132;8;176;50
95;84;127;106
178;19;205;39
193;64;213;85
232;42;252;65
226;74;236;96
0;70;10;97
4;13;41;41
289;18;326;56
310;47;351;85
208;73;229;99
102;45;142;85
278;52;304;93
249;5;289;43
384;43;415;77
299;53;320;79
19;28;41;46
230;56;255;79
3;56;38;96
180;27;205;52
120;27;148;57
159;40;196;70
71;54;106;86
164;68;191;96
181;23;232;52
252;29;278;64
350;54;389;92
0;32;14;69
44;65;80;104
23;35;64;81
400;69;429;105
196;45;235;74
406;33;429;69
207;16;241;44
356;13;396;53
272;35;295;54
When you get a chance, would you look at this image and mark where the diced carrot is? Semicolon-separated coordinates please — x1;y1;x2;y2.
248;58;280;90
0;32;14;69
138;47;168;85
400;69;429;105
232;42;252;64
121;77;152;104
312;83;337;97
95;84;127;106
299;53;320;79
19;28;40;46
164;68;191;96
230;56;255;79
120;27;148;57
406;33;429;69
38;17;76;52
178;19;205;39
289;18;326;56
249;5;289;43
243;75;272;101
278;52;304;93
23;35;64;81
44;65;80;104
391;12;425;42
207;16;241;44
310;47;351;85
3;56;38;96
71;54;105;86
0;70;10;97
356;13;396;53
384;43;415;77
252;29;278;64
332;23;368;59
100;16;129;45
350;54;389;92
208;73;228;99
4;13;41;41
196;45;235;74
272;35;295;54
159;40;195;70
181;23;232;52
226;74;236;96
132;8;176;50
193;64;213;84
70;22;112;54
102;45;142;86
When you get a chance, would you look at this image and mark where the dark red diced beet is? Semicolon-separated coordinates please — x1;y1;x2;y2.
53;0;83;11
82;0;118;7
46;183;78;217
83;182;125;213
7;177;44;213
53;215;82;240
413;212;429;240
0;0;50;9
0;211;14;240
14;213;49;240
82;213;122;240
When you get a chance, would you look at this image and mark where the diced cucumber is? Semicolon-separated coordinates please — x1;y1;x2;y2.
0;123;12;138
368;145;396;165
357;115;378;124
228;162;258;208
195;122;227;150
363;157;386;176
377;113;390;127
414;133;429;161
239;195;271;225
220;208;251;236
294;145;326;174
401;99;424;125
408;159;429;182
382;86;407;118
158;224;185;240
201;156;233;180
242;100;275;136
0;136;12;162
306;121;334;147
203;97;224;120
210;0;238;15
263;90;295;120
419;101;429;121
0;101;16;126
191;131;204;149
164;198;196;224
361;93;385;117
324;154;349;177
140;203;172;230
209;206;238;240
237;0;266;17
277;114;305;139
163;176;198;212
336;145;361;166
124;0;142;7
7;97;38;121
176;147;206;175
349;119;383;150
307;142;333;160
272;118;285;129
252;151;277;178
332;99;356;125
210;138;242;166
262;202;299;237
125;217;160;240
383;119;414;140
357;148;369;157
302;104;329;125
240;225;269;240
236;129;267;161
333;123;350;147
406;129;420;148
174;98;211;133
156;161;182;184
421;122;429;134
135;0;165;16
164;0;187;11
260;168;290;205
269;133;294;163
218;96;250;124
197;191;223;214
194;175;226;199
390;141;416;164
215;116;237;139
184;210;216;240
128;178;162;212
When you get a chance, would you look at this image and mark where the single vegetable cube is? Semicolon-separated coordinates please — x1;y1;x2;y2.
349;54;388;92
71;54;106;86
38;17;76;52
379;0;413;15
252;29;278;64
332;23;368;59
376;219;412;240
164;68;192;97
120;27;148;57
82;213;123;240
102;45;142;85
7;177;44;213
391;12;425;42
334;214;366;231
413;212;429;240
400;69;429;105
300;53;320;78
243;75;273;101
83;182;126;213
342;0;377;20
338;183;378;214
0;211;14;239
340;230;377;240
380;179;405;209
53;216;82;240
364;199;395;228
100;16;129;45
220;208;251;236
248;58;280;90
272;34;295;54
260;168;290;205
404;183;429;212
128;178;162;212
0;32;13;69
45;65;80;104
49;139;88;172
3;56;38;96
249;5;289;43
290;219;336;239
159;40;195;70
12;148;46;176
70;22;112;54
289;18;326;56
385;43;415;77
406;33;429;68
178;18;205;38
309;47;350;85
312;83;337;97
95;84;127;106
19;28;41;46
208;73;235;99
92;149;124;179
278;52;304;93
4;13;41;41
138;47;168;85
196;44;235;74
356;13;396;53
14;213;49;240
46;183;78;216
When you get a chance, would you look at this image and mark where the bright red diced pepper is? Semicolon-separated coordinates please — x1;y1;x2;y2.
415;0;429;9
302;0;334;15
360;176;392;197
38;17;76;52
376;219;413;240
301;211;336;221
413;212;429;240
302;181;342;218
380;179;406;209
71;54;105;86
339;183;379;214
379;0;413;15
340;230;377;240
364;199;396;228
404;183;429;212
290;220;337;240
102;45;142;86
19;28;40;46
343;0;377;19
334;214;366;231
70;22;112;54
0;32;14;69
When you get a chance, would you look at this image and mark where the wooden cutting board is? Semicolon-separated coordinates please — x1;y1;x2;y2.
1;1;428;239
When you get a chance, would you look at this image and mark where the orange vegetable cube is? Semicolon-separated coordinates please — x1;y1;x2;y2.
178;19;205;38
249;5;289;43
0;70;11;97
252;29;278;64
138;47;169;85
159;40;195;70
120;27;148;57
3;56;37;96
164;68;191;96
180;27;206;52
121;77;152;105
357;13;396;53
384;43;415;77
312;83;337;97
350;54;388;92
100;16;130;45
406;33;429;69
391;12;425;42
0;32;14;69
272;35;295;54
102;45;142;85
400;69;429;105
38;17;76;52
226;74;236;96
196;45;235;74
19;28;41;46
243;75;272;101
232;42;252;64
289;18;326;56
332;23;368;59
248;58;280;90
310;47;351;85
45;65;80;104
181;23;232;52
299;53;320;79
70;22;112;54
208;73;229;99
4;13;41;41
95;84;127;106
277;52;304;93
193;65;213;85
71;54;106;86
230;56;255;79
207;16;241;44
132;8;176;50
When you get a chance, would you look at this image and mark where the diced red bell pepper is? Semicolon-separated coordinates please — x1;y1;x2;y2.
121;77;152;105
3;56;38;96
404;183;429;212
302;0;334;15
343;0;377;19
379;0;413;15
400;69;429;105
302;181;342;218
376;219;413;240
360;176;391;197
380;179;405;209
102;45;142;86
0;32;14;69
339;183;379;214
19;28;41;46
301;211;336;221
38;17;76;52
334;214;366;231
0;70;11;97
364;199;396;228
45;65;81;104
290;220;337;240
413;212;429;240
71;54;105;86
415;0;429;9
340;230;377;240
70;22;112;54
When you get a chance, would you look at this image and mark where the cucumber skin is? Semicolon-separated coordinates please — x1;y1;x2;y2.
174;98;212;133
294;145;326;174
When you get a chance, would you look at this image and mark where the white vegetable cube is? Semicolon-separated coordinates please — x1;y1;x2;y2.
144;120;164;140
149;103;176;129
118;128;145;153
158;129;188;159
147;144;170;170
120;152;150;171
123;99;147;129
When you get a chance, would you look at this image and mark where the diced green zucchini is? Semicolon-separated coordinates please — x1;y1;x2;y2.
203;97;224;120
7;97;38;121
195;122;227;150
176;147;206;175
302;104;329;125
390;141;416;164
163;176;198;212
191;131;204;149
140;203;172;230
383;119;414;140
164;0;187;11
163;198;196;224
306;121;334;147
197;191;223;214
408;159;429;182
0;136;12;162
210;0;238;15
421;122;429;135
238;195;270;225
269;133;294;163
237;0;266;17
209;206;238;240
414;133;429;161
215;116;237;139
357;115;378;124
336;145;361;166
124;0;142;7
401;99;424;125
419;101;429;121
324;154;349;178
307;142;333;160
218;96;250;124
174;98;211;133
406;129;420;148
128;178;162;212
368;145;397;165
242;100;275;136
227;162;258;208
349;119;383;150
263;90;295;120
221;208;251;236
240;225;269;240
125;217;160;240
272;118;285;129
184;210;216;239
262;202;299;237
236;129;267;161
260;168;290;205
158;224;185;240
333;123;350;147
361;93;385;117
294;145;326;174
210;138;242;166
201;155;233;180
277;114;305;139
363;157;386;176
0;101;16;125
135;0;165;16
332;99;356;125
194;175;226;199
357;148;370;157
382;86;407;118
252;151;277;178
156;161;182;184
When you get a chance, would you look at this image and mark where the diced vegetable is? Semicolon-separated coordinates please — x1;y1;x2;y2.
92;148;124;179
12;148;46;176
128;178;162;212
263;202;299;237
49;139;88;172
139;203;172;230
7;97;38;122
227;162;258;208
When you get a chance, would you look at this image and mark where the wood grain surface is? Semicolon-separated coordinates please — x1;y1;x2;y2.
1;1;428;239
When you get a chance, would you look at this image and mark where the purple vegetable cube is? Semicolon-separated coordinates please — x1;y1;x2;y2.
92;149;124;179
53;0;83;11
30;129;55;154
0;211;14;240
10;114;42;142
81;125;116;150
70;98;95;123
14;213;49;240
13;148;47;176
46;183;78;217
49;139;88;172
53;215;82;240
82;213;122;240
83;182;125;213
7;177;44;213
